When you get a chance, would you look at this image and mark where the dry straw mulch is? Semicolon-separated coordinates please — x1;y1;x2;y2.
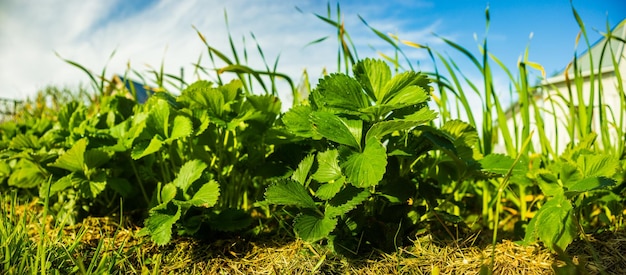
5;198;624;274
54;215;626;274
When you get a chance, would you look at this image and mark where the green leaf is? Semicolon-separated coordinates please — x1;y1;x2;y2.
142;203;182;245
381;71;430;105
479;154;523;176
418;126;457;153
207;86;226;117
179;80;241;117
168;115;193;141
265;179;316;209
430;120;479;162
292;154;315;186
378;178;416;203
341;138;387;188
560;132;597;161
312;150;342;183
353;58;391;101
50;138;87;172
81;172;107;198
432;210;463;224
344;119;364;148
315;177;345;200
366;120;422;141
293;213;337;242
566;177;615;193
147;99;171;137
556;162;583;187
282;105;317;138
131;136;163;160
311;73;370;112
179;80;213;106
9;134;40;150
58;101;80;129
125;112;148;147
0;161;11;182
9;159;47;189
246;94;282;118
325;186;370;217
46;174;74;196
227;110;262;131
161;184;177;204
107;178;134;197
310;112;362;149
178;215;203;236
535;170;563;197
402;108;438;123
523;193;577;251
191;110;211;136
84;149;112;170
172;160;207;193
219;79;243;103
441;120;479;148
187;180;220;208
576;154;619;178
384;85;429;107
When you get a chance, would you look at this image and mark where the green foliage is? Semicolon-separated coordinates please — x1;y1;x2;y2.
523;135;620;251
266;58;484;253
293;213;339;242
341;138;387;188
523;193;577;251
0;76;285;242
141;202;183;245
139;160;220;245
0;5;624;262
265;179;316;209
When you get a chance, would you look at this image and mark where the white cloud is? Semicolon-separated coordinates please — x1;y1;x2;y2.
0;0;439;107
0;0;115;98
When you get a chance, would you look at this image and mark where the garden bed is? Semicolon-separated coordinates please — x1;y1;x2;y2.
4;197;625;274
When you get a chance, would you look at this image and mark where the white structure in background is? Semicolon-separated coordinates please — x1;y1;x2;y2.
495;19;626;155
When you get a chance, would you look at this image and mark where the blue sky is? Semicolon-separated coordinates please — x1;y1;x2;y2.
0;0;624;109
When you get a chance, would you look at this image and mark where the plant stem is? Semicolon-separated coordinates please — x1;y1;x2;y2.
129;156;151;205
482;181;491;228
519;185;527;222
38;176;53;275
490;131;533;270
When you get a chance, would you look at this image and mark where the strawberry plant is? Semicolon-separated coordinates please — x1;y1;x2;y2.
0;78;286;242
137;159;220;244
265;58;484;253
133;79;284;244
523;134;622;251
0;90;140;223
176;79;283;210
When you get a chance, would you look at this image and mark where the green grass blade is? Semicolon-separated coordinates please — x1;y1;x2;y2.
434;52;478;129
359;15;413;71
434;34;482;72
56;52;101;94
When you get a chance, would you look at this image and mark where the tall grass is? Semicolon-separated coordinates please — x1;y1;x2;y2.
124;3;624;234
191;10;300;105
0;187;148;274
329;4;625;235
347;6;626;271
356;6;624;160
49;3;624;161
